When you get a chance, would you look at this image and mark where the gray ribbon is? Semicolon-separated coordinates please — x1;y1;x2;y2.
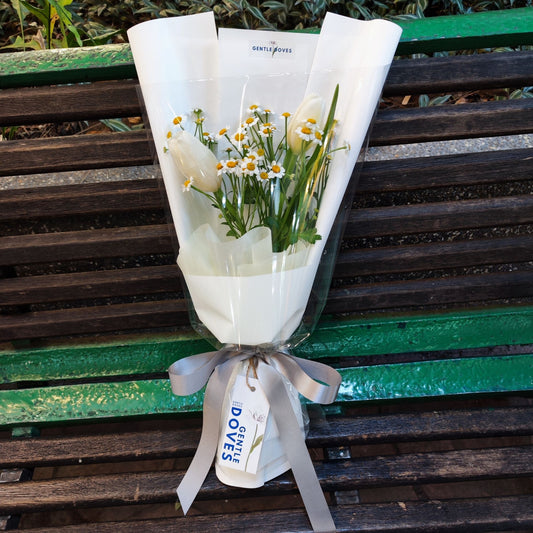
168;346;342;532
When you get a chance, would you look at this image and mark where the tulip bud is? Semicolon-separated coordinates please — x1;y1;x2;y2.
168;130;221;192
287;94;325;153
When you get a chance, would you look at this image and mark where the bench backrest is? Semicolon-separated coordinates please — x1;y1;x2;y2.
1;9;532;429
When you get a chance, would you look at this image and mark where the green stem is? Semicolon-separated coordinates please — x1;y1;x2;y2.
245;423;259;472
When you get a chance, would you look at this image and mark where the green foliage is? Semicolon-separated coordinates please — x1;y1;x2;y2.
2;0;83;50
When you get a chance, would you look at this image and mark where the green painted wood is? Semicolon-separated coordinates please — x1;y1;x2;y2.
0;44;135;89
0;354;531;428
0;9;532;88
397;8;533;54
1;306;532;384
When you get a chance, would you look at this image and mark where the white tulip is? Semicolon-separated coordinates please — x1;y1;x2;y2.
168;130;221;192
287;94;325;153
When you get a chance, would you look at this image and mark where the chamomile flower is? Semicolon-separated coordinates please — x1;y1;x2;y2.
248;149;265;162
268;161;285;179
202;131;215;144
231;127;249;145
241;157;259;177
182;177;194;192
217;159;241;176
258;170;270;181
312;128;324;146
259;122;277;138
248;104;262;114
295;125;314;142
215;127;229;141
243;116;258;128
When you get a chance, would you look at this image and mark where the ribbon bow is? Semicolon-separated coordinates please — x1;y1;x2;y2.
168;346;342;532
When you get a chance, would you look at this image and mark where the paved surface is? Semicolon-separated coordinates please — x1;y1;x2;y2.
1;133;531;190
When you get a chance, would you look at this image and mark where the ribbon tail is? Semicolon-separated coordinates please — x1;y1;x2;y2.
260;364;337;533
176;359;236;514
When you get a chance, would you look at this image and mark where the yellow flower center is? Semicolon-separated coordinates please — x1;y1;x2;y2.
173;116;182;125
227;160;238;169
315;131;323;140
166;131;172;139
249;104;258;110
307;118;317;124
219;128;228;135
272;164;281;173
301;126;312;135
257;148;265;156
282;112;291;118
245;117;255;125
217;162;223;171
246;162;256;171
234;133;245;141
260;172;269;180
184;179;191;188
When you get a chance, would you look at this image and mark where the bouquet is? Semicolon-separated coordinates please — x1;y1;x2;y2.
128;12;401;532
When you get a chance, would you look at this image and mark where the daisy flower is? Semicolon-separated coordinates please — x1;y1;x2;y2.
231;127;249;145
268;161;285;180
241;157;259;177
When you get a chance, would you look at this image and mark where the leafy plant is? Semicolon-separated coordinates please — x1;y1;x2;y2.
3;0;82;50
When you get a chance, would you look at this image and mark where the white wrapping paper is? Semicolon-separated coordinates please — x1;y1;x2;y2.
128;11;401;493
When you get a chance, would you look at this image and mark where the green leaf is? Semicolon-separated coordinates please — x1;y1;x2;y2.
1;34;42;50
250;433;264;453
48;0;83;47
19;0;49;27
100;119;132;132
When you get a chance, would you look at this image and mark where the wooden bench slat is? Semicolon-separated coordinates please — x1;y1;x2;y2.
3;235;531;305
346;194;533;238
0;225;172;266
1;407;531;468
372;98;533;146
335;235;533;276
0;131;152;177
358;147;533;193
2;100;532;177
1;52;531;127
3;307;531;382
16;496;533;533
0;180;162;221
0;80;141;127
383;50;533;96
324;271;533;313
1;147;531;222
2;356;531;424
0;265;179;306
1;446;531;513
2;272;532;342
0;300;188;342
2;195;531;266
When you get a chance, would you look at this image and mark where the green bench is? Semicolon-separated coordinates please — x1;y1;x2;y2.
1;8;533;532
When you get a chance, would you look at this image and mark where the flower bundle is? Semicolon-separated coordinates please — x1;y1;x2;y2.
128;12;401;532
167;88;345;254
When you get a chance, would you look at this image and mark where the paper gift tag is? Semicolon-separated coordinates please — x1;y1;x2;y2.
217;374;270;474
